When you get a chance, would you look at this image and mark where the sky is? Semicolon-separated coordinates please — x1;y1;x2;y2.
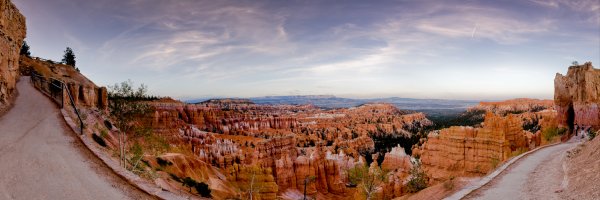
12;0;600;100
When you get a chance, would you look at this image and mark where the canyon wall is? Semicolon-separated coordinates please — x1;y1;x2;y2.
147;100;300;134
554;62;600;130
415;112;529;182
0;0;25;111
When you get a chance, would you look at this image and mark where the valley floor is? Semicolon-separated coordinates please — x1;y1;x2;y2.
0;77;152;200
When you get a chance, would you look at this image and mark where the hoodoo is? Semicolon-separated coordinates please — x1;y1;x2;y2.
554;62;600;131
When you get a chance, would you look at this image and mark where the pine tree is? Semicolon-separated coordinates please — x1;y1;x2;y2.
20;41;31;57
62;47;76;67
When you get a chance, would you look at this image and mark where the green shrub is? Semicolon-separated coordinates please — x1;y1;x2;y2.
490;157;500;169
407;159;427;193
443;176;455;190
156;157;173;167
134;127;152;138
103;120;113;129
474;165;482;174
180;177;211;197
169;173;182;182
195;182;211;198
558;128;567;135
588;130;597;140
92;133;107;147
347;164;368;187
100;129;108;138
543;127;567;141
130;143;143;161
511;147;528;157
143;133;170;154
182;177;197;192
141;159;150;167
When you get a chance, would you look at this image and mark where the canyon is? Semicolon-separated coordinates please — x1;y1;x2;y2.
66;63;596;200
19;53;579;199
91;94;562;199
138;99;432;199
11;36;598;200
1;0;598;198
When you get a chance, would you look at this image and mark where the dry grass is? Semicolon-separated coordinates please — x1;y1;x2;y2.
511;147;528;157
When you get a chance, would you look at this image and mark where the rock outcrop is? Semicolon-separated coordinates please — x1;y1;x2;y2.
146;153;240;200
19;56;108;109
380;145;412;172
415;112;529;182
146;100;301;134
0;0;25;111
554;62;600;130
379;145;413;198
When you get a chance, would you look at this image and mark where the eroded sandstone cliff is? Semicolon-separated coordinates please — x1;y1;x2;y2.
554;62;600;130
415;104;558;183
19;56;108;109
0;0;25;112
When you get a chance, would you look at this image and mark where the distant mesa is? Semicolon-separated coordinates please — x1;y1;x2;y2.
471;98;554;115
186;95;480;111
198;98;254;105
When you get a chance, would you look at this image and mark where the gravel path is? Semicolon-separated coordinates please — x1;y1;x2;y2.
0;77;153;200
464;138;581;200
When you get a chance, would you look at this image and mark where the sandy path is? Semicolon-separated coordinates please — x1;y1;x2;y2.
464;139;580;200
0;77;153;200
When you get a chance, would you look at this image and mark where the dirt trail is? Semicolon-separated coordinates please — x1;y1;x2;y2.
464;137;581;200
0;77;152;200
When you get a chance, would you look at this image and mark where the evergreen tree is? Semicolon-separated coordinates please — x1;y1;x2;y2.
62;47;76;67
20;41;31;57
194;182;211;198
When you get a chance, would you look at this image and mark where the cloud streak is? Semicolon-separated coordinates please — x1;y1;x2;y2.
13;0;600;100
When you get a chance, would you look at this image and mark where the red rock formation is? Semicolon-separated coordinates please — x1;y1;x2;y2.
145;100;300;135
380;145;413;198
554;62;600;130
139;99;558;199
415;112;529;182
229;164;279;200
132;100;434;199
148;153;239;199
380;145;412;172
0;0;25;111
19;56;108;110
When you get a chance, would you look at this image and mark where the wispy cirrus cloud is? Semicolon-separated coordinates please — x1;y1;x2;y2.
13;0;600;99
529;0;600;24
